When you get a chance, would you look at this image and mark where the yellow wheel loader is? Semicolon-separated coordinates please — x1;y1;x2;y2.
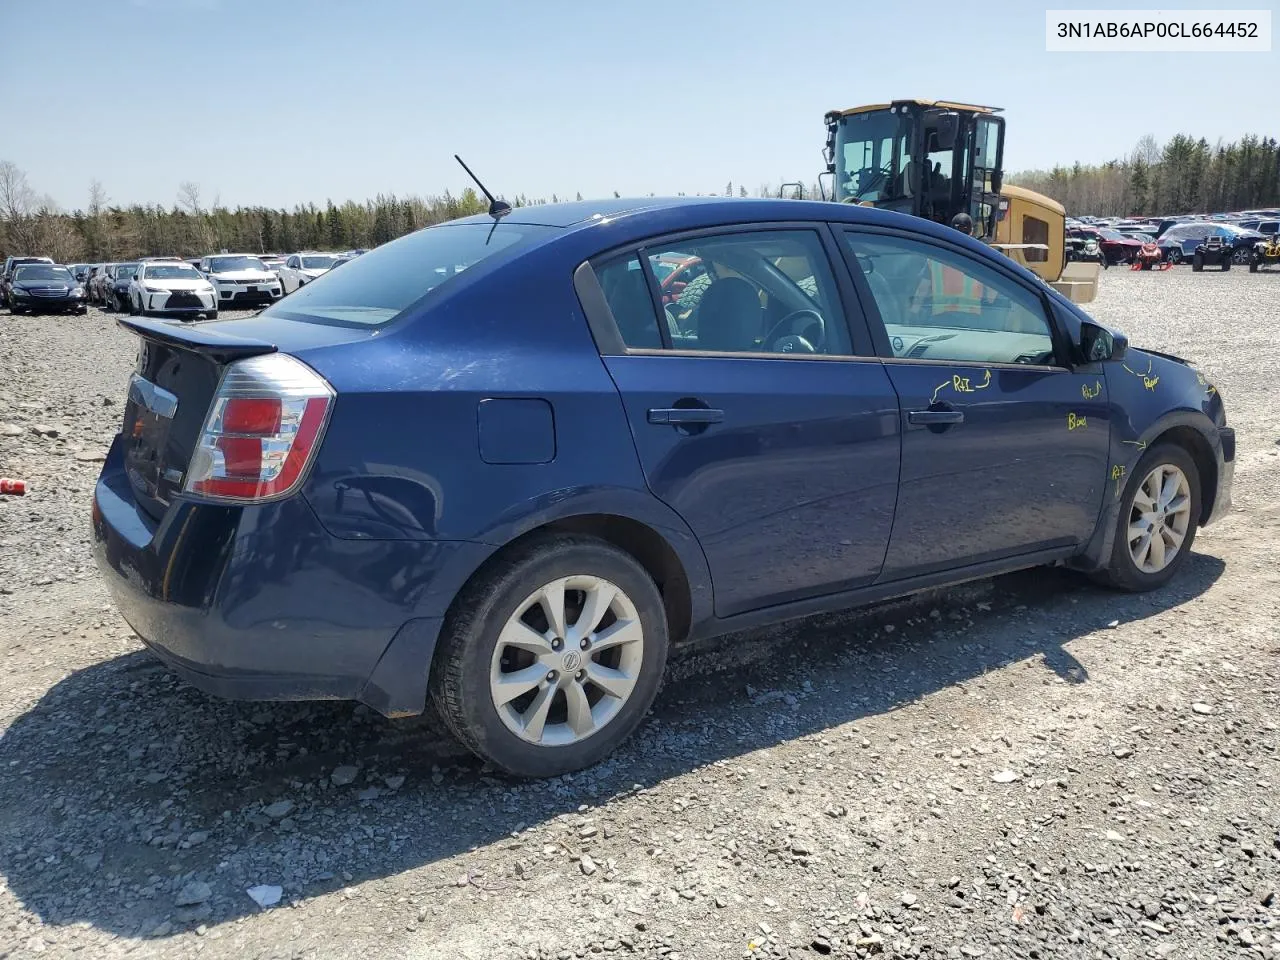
823;100;1100;303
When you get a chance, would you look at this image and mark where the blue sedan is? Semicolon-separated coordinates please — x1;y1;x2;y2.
93;197;1235;777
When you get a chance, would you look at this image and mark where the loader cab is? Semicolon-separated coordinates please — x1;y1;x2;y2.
825;100;1006;240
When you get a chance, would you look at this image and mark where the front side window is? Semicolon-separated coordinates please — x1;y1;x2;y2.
598;230;852;356
842;232;1056;366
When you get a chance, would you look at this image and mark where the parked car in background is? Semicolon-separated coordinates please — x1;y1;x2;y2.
68;263;92;283
1;255;54;302
6;263;86;314
1160;223;1263;266
93;197;1235;777
88;263;115;305
106;262;141;312
198;254;282;307
128;260;219;320
1237;219;1279;237
278;252;341;293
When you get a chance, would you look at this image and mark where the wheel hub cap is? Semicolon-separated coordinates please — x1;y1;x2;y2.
489;575;644;747
1127;463;1192;574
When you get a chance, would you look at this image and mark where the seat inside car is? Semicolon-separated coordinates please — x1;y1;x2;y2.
694;277;762;352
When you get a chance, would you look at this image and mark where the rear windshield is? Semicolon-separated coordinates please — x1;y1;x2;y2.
262;222;555;327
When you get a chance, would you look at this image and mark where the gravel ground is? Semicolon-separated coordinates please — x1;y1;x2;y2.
1;269;1278;960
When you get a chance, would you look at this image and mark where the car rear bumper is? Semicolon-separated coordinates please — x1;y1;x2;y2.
91;436;484;716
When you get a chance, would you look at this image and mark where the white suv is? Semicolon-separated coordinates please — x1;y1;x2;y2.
198;254;282;307
279;252;341;294
128;261;218;320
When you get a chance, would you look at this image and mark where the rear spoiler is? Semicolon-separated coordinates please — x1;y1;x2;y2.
117;316;277;363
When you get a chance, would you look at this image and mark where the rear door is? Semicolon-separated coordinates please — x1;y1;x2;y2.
837;227;1111;581
584;225;901;618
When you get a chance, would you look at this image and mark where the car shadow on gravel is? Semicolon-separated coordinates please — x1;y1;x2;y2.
0;554;1224;939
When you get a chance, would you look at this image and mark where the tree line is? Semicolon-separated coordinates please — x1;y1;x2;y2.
3;132;1278;261
1009;132;1280;218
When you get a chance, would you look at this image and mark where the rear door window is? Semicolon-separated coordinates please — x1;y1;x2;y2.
596;229;854;356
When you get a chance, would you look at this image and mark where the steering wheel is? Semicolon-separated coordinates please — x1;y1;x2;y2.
764;309;825;353
851;164;892;199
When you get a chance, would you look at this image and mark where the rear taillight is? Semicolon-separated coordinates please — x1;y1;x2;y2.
184;353;334;502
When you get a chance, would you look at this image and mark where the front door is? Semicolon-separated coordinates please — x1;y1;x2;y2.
839;228;1111;581
591;227;901;617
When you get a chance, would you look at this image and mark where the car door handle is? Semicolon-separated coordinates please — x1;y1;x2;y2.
908;409;965;425
648;407;725;425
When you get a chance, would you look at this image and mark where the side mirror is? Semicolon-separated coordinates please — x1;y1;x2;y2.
1080;321;1127;363
990;170;1003;194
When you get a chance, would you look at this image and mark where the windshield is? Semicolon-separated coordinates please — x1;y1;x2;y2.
145;265;202;280
262;222;554;327
15;265;72;283
208;256;267;273
834;109;910;203
301;255;338;269
114;263;139;278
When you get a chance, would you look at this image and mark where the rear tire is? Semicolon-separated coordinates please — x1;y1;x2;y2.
1192;255;1203;272
206;309;219;320
1250;261;1259;273
1095;443;1201;592
1222;258;1230;272
430;535;669;778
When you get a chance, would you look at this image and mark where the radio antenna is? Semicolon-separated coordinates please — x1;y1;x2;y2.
454;155;511;220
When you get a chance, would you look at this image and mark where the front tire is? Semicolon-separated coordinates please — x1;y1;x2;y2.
431;535;669;778
1096;443;1201;592
1192;255;1203;272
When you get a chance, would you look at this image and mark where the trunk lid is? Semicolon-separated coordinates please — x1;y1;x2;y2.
115;315;376;519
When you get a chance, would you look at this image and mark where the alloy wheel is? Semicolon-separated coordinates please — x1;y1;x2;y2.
489;575;644;747
1127;463;1192;574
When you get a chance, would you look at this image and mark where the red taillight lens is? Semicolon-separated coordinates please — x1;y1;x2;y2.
184;354;333;502
221;397;282;434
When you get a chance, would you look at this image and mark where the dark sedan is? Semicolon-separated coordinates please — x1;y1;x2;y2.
6;263;87;314
93;197;1236;778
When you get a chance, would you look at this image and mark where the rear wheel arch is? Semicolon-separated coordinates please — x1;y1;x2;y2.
443;514;696;648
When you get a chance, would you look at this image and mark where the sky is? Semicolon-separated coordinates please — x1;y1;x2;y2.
4;0;1277;212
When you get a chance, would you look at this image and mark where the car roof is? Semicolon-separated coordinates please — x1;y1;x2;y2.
448;195;972;235
450;196;732;228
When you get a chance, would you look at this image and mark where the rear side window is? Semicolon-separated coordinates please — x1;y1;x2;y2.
596;229;853;356
264;222;555;327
